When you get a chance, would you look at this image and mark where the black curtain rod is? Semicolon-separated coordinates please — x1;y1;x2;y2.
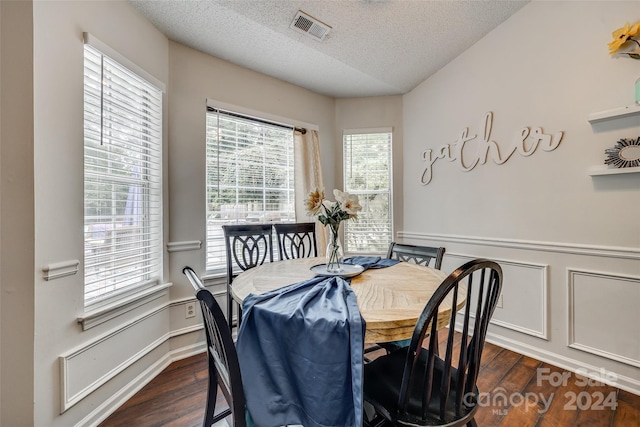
207;106;306;134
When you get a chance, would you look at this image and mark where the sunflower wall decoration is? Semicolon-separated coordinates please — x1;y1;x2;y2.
604;137;640;168
608;22;640;104
608;21;640;59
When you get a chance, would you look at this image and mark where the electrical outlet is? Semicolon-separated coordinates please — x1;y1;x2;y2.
496;294;504;308
185;302;196;318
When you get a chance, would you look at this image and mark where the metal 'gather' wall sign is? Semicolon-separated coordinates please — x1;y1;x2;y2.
420;112;564;185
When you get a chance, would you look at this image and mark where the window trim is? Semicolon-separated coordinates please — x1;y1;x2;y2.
83;33;166;93
205;99;318;133
83;33;165;309
342;127;394;254
77;282;172;331
204;102;302;273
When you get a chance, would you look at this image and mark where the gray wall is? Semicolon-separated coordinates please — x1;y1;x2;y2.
1;1;35;425
32;1;170;426
166;40;336;296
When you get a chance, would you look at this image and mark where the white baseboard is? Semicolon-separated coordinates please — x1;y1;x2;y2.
485;332;640;396
76;342;206;427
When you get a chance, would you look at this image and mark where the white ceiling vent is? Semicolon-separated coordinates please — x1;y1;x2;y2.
290;10;331;42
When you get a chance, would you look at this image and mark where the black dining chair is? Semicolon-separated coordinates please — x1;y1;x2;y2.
222;224;274;330
386;242;445;269
363;259;502;427
364;242;447;360
183;266;247;427
273;222;318;260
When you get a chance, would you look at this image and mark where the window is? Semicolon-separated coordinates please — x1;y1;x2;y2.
83;43;163;306
205;107;295;271
343;129;393;253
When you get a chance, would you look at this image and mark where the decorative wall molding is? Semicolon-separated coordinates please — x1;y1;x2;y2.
74;344;205;427
447;253;548;340
419;111;564;185
78;283;172;330
166;240;202;252
42;259;80;281
398;231;640;260
61;302;201;413
62;306;168;412
567;268;640;368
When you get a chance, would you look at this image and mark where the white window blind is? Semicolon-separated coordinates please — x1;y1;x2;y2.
83;43;163;306
205;108;295;271
343;130;393;253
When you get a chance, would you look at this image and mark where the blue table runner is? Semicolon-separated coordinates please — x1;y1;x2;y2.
236;257;398;427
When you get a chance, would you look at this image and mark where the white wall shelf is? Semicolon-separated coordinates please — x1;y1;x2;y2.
588;165;640;176
587;104;640;123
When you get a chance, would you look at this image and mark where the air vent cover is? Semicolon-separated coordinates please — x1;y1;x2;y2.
290;10;331;42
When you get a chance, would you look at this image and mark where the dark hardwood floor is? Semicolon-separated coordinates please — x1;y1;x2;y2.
99;338;640;427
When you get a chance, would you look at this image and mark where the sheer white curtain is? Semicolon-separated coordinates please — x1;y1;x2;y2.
294;129;327;250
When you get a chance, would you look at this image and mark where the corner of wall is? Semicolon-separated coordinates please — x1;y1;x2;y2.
0;0;36;425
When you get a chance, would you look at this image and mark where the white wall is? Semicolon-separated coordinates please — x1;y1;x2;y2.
0;1;35;425
402;0;640;393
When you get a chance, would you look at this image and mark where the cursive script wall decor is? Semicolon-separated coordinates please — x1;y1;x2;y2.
420;112;564;185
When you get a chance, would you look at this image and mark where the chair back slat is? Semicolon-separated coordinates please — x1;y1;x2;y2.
224;224;273;273
183;267;246;427
201;304;231;393
420;320;439;419
455;283;471;414
366;259;502;426
274;222;318;260
386;242;445;269
222;224;274;330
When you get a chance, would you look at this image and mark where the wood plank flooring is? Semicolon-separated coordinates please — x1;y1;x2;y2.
99;340;639;427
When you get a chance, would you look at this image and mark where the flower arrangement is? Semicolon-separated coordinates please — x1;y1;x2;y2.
305;188;362;272
608;21;640;59
305;188;362;227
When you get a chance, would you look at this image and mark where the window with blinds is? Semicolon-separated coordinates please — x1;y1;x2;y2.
343;130;393;253
205;108;295;271
83;44;163;306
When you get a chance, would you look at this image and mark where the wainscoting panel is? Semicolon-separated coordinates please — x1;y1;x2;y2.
444;254;548;339
393;232;640;395
568;269;640;368
60;306;170;413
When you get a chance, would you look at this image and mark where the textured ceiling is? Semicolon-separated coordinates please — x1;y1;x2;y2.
130;0;529;98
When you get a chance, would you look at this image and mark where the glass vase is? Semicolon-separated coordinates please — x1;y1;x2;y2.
325;223;344;273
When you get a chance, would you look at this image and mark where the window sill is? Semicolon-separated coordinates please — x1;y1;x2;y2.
78;282;172;331
202;270;226;281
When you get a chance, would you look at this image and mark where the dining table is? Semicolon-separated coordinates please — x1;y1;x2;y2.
231;256;460;344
